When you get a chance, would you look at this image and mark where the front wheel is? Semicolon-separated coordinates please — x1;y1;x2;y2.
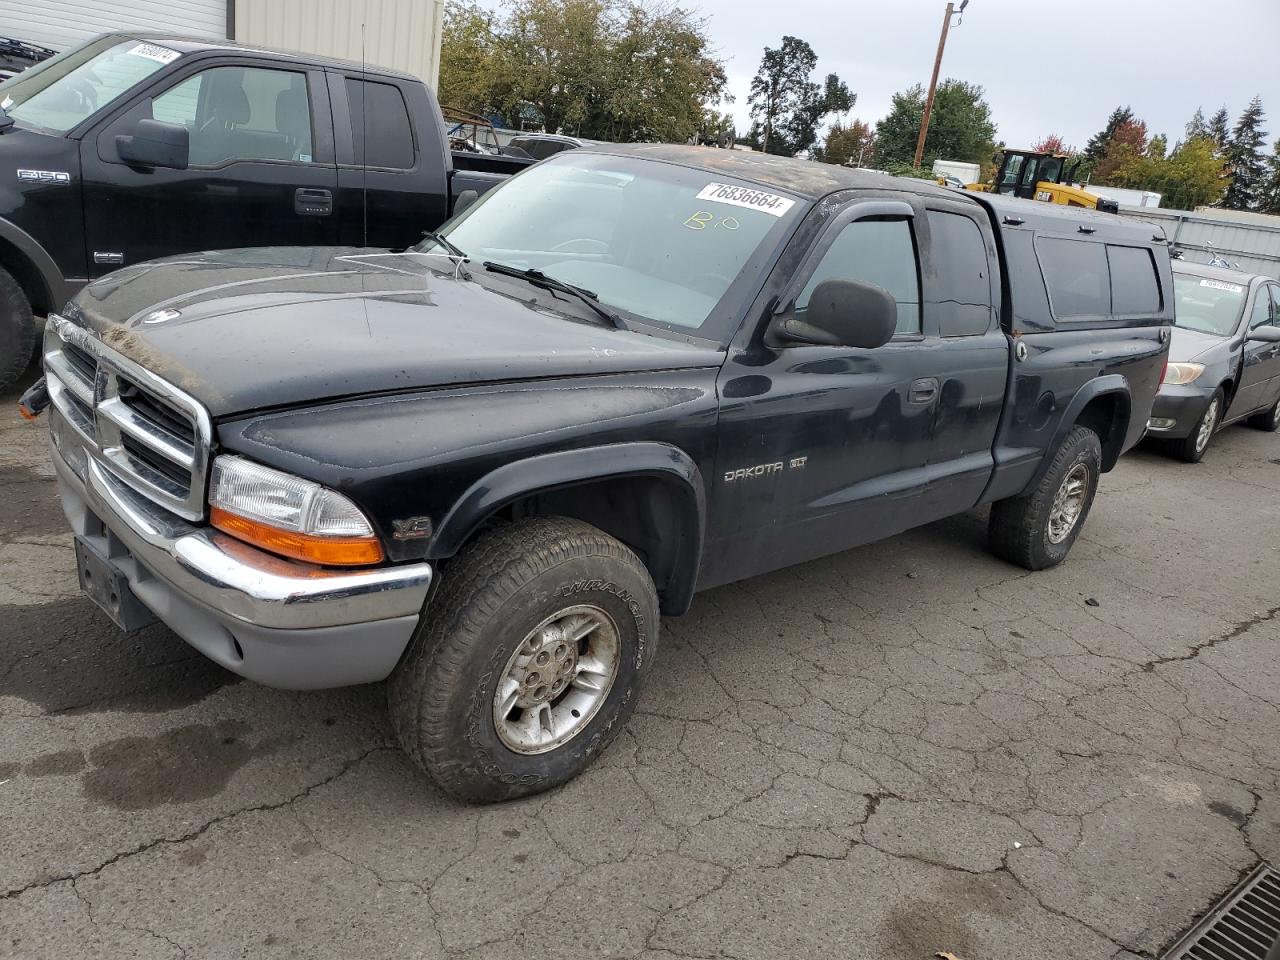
1172;390;1223;462
0;266;35;394
988;425;1102;571
388;516;659;803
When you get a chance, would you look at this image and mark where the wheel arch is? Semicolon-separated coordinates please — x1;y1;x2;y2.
1029;376;1131;489
430;442;706;615
0;218;67;317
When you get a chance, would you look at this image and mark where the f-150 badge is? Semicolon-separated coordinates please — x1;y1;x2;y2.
724;456;807;483
18;169;71;184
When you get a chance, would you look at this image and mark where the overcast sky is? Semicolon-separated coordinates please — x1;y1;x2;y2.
694;0;1280;151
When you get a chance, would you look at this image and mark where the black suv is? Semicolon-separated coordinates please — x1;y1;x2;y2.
35;145;1172;801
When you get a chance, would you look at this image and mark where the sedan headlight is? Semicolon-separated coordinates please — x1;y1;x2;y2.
209;455;383;566
1163;362;1205;385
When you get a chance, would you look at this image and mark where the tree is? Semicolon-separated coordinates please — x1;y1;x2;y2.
1147;134;1168;160
1098;135;1227;209
821;118;875;166
1093;119;1148;183
1261;140;1280;215
1223;96;1268;210
1084;106;1134;162
747;37;851;156
1185;107;1209;142
436;0;727;143
874;79;996;168
1032;134;1072;155
1209;107;1232;149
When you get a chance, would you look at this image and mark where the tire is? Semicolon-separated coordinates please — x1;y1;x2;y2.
388;516;659;803
989;425;1102;571
1172;389;1223;463
1247;396;1280;432
0;266;35;394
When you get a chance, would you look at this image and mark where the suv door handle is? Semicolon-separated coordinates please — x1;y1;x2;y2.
294;188;332;216
909;377;939;404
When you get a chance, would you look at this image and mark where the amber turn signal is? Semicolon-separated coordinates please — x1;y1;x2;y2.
211;507;384;567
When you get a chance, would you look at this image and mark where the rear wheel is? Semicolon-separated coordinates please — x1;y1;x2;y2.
989;425;1102;570
1172;390;1222;463
0;266;35;394
1247;396;1280;433
388;516;659;803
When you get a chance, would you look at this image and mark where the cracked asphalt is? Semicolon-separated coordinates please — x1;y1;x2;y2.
3;363;1280;960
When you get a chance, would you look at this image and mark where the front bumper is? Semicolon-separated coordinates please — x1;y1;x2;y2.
50;407;432;689
1147;385;1213;440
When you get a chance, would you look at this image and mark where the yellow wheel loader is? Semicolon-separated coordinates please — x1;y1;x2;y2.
961;149;1120;213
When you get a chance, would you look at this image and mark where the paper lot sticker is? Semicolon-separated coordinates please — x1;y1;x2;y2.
1200;279;1244;293
696;182;795;217
128;42;180;64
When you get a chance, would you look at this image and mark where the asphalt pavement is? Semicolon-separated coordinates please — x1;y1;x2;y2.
3;364;1280;960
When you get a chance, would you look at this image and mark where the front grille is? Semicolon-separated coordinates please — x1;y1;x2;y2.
44;315;213;521
1163;863;1280;960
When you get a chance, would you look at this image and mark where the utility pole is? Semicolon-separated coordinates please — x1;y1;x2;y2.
913;0;968;169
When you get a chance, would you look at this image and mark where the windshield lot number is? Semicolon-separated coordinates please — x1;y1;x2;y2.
696;183;795;217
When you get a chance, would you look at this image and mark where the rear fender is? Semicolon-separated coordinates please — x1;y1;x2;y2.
1027;375;1131;489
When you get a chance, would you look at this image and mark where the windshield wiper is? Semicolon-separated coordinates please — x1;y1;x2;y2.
418;231;472;278
482;261;627;329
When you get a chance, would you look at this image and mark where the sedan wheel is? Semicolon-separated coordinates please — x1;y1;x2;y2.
1173;390;1223;463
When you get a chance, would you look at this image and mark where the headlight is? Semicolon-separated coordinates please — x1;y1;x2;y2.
209;455;383;566
1163;362;1205;385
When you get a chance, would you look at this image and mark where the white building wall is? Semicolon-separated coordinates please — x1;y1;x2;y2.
233;0;444;88
0;0;226;52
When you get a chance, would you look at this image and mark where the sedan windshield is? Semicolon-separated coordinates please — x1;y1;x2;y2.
431;153;803;332
0;37;179;135
1172;273;1247;336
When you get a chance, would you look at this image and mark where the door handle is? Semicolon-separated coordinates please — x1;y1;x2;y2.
909;377;939;404
294;187;332;216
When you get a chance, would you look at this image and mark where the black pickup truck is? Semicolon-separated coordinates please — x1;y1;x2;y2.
0;32;526;390
35;145;1172;802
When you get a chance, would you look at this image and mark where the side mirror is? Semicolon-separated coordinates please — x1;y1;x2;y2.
1248;325;1280;343
772;278;898;349
116;119;189;170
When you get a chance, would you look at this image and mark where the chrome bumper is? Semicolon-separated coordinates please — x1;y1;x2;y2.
51;407;433;689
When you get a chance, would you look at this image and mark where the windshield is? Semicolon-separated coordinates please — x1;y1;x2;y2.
1172;273;1247;336
430;153;803;332
0;37;179;135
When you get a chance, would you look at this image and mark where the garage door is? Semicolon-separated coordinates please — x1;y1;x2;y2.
0;0;226;53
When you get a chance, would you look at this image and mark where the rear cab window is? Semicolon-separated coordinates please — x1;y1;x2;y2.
1037;236;1163;320
346;78;414;168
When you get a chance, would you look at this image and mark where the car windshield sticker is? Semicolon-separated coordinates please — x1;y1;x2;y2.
695;182;795;217
1200;279;1244;293
128;42;180;64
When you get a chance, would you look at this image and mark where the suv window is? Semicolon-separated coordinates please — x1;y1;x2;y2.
798;218;921;335
151;66;313;165
926;210;991;336
1107;245;1161;315
1037;236;1110;318
347;78;414;169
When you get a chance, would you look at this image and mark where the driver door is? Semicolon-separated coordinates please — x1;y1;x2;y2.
1228;282;1280;420
80;59;337;275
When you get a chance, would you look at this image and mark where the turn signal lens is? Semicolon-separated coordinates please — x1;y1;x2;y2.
1163;362;1205;385
209;456;383;567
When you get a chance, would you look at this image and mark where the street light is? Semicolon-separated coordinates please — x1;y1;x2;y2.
912;0;968;169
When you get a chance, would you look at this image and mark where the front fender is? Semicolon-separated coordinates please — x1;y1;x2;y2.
431;442;706;614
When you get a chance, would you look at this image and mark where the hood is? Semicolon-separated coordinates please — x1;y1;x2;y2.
1169;325;1231;363
67;248;724;418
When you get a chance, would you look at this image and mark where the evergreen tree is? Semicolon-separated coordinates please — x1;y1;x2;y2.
1223;96;1268;210
1260;140;1280;215
1184;108;1209;142
1208;107;1231;149
1084;106;1133;161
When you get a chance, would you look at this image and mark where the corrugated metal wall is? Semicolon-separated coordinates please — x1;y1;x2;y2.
1118;207;1280;280
0;0;226;51
233;0;444;88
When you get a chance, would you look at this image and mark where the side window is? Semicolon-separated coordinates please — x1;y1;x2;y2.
1269;285;1280;325
925;210;992;336
152;66;313;166
346;78;414;169
1037;237;1110;318
798;218;921;335
1107;245;1161;315
1248;286;1273;329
